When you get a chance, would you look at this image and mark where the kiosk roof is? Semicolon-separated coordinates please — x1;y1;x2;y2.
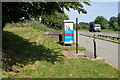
63;20;74;23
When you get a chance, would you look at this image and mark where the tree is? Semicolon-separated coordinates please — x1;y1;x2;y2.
109;17;117;29
118;13;120;26
94;16;109;29
41;11;69;29
2;1;91;29
113;22;120;30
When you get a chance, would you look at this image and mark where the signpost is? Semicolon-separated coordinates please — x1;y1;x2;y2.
76;18;78;54
63;20;74;45
39;17;42;32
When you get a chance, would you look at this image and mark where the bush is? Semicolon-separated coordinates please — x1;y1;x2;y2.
78;22;89;29
41;11;69;30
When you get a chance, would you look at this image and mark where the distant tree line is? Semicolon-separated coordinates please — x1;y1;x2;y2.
78;16;120;31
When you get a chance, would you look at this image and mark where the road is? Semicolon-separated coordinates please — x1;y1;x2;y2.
74;31;119;69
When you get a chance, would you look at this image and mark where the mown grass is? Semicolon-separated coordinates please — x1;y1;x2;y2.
79;33;119;43
2;27;119;78
101;29;120;33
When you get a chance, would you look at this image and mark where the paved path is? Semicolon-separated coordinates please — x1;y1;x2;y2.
74;31;119;69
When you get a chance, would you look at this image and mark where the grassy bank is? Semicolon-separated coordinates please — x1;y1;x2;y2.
2;27;119;78
4;21;63;33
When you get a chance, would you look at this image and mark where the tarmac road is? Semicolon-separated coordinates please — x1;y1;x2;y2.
74;31;119;69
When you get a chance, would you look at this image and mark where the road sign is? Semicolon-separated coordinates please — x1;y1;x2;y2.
63;20;74;44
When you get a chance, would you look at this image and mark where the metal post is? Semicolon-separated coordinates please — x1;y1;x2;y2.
63;5;65;46
76;18;78;54
93;34;97;58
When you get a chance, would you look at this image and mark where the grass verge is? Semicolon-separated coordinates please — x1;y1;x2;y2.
79;33;119;43
79;29;120;33
2;27;119;78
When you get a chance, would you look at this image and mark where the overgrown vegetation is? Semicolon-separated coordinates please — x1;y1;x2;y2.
4;21;62;33
2;26;119;78
4;10;69;31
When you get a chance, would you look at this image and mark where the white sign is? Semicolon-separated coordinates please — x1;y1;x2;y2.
39;17;42;22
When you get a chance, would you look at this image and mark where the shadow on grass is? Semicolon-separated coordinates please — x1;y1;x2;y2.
56;42;63;46
2;31;64;72
56;42;73;46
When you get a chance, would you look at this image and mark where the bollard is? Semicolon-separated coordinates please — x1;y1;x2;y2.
93;34;97;58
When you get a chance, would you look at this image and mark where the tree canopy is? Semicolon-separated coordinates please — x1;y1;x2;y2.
118;13;120;26
41;11;69;29
2;1;91;29
109;17;117;29
94;16;109;29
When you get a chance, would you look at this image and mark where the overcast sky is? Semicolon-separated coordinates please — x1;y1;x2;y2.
64;2;118;23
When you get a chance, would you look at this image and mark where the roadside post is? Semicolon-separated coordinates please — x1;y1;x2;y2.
39;16;42;32
93;34;97;58
63;20;74;45
76;18;78;54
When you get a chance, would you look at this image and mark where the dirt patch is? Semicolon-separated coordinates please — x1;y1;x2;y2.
63;50;86;58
